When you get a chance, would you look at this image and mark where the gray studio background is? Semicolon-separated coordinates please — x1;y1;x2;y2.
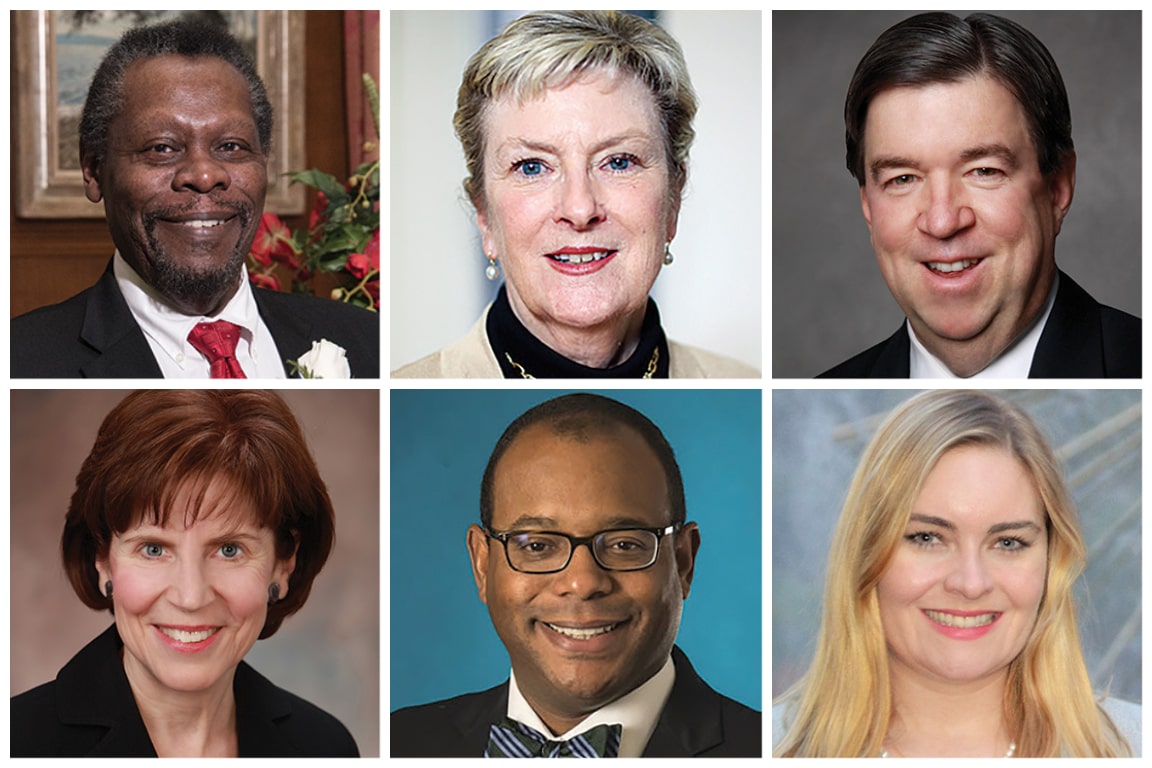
10;390;381;756
392;11;761;373
772;11;1141;378
772;389;1141;704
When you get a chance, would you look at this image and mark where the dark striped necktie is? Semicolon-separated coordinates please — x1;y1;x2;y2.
485;718;621;758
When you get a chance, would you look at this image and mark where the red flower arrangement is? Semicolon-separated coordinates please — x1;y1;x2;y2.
247;75;380;311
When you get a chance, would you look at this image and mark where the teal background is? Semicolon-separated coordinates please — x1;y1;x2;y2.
389;388;762;712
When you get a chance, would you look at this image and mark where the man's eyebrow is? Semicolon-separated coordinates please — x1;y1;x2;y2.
959;143;1020;170
869;155;920;184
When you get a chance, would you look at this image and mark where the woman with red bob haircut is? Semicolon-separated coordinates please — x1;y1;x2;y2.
11;390;359;757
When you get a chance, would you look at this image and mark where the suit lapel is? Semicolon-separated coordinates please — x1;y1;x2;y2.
454;682;510;755
252;288;312;376
77;267;163;378
868;324;912;377
642;647;725;756
1029;271;1104;377
55;625;158;756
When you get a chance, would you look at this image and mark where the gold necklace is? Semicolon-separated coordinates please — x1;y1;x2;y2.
503;346;660;379
880;741;1016;758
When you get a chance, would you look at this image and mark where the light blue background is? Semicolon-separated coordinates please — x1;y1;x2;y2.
390;389;762;712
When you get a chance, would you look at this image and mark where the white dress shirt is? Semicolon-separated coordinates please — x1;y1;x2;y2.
114;252;286;378
909;274;1059;379
506;655;675;758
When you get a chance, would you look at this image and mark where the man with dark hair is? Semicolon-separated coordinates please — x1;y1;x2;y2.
821;12;1139;379
391;393;761;757
11;19;378;378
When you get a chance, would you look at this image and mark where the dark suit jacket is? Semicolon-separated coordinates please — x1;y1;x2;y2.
819;271;1141;379
389;646;761;757
10;624;359;757
11;262;379;378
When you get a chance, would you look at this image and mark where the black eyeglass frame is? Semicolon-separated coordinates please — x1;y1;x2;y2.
483;523;681;574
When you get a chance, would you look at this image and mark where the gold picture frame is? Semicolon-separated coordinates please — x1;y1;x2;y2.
13;10;306;218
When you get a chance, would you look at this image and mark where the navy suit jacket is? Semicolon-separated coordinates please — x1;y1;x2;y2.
10;625;359;757
11;263;379;378
819;271;1141;378
389;646;762;757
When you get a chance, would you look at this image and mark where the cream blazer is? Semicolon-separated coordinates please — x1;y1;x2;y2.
392;305;759;379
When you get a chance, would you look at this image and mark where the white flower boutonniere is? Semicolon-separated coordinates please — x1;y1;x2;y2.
291;339;351;378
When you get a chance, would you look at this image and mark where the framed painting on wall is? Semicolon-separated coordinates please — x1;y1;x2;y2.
13;10;306;218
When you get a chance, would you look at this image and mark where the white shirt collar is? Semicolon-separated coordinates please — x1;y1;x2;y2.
506;654;675;758
908;273;1059;379
113;251;284;378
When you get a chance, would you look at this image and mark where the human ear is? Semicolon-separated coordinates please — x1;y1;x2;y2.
94;555;110;589
81;150;103;204
466;524;492;605
1049;151;1076;236
859;185;873;231
476;206;496;260
272;533;299;599
674;522;701;599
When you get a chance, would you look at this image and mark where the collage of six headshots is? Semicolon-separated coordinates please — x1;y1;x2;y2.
8;10;1142;760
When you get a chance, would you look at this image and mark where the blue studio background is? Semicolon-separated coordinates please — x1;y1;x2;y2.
390;389;761;713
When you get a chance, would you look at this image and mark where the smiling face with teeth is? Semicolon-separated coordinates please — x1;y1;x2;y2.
82;55;268;317
877;445;1048;690
467;423;698;735
476;70;679;367
95;479;295;701
859;75;1075;376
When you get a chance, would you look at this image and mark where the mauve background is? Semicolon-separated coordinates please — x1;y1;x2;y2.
9;389;380;756
772;11;1141;378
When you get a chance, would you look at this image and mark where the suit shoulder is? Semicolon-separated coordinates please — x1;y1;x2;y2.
235;663;359;757
274;686;359;757
1098;304;1142;378
818;341;884;378
668;340;760;378
11;290;94;376
11;680;58;756
715;692;763;756
255;288;378;329
390;684;506;757
11;680;106;757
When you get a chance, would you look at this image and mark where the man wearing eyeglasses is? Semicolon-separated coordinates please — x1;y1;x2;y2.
390;393;761;757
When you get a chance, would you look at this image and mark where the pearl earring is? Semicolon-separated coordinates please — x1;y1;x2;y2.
485;254;500;281
663;242;675;266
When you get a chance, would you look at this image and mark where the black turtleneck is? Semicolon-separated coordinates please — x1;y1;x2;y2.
485;286;670;378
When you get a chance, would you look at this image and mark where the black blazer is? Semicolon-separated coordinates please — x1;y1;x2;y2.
389;646;761;757
10;625;359;757
10;262;380;378
819;271;1141;379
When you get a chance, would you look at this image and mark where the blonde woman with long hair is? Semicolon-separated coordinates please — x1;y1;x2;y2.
773;390;1139;757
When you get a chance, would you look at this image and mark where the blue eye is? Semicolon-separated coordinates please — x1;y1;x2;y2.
604;155;635;172
513;159;545;177
219;543;241;558
143;543;164;558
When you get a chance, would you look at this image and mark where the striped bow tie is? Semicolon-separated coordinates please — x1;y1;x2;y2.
486;718;621;758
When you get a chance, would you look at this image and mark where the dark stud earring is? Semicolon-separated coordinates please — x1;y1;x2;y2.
268;583;281;605
104;580;113;599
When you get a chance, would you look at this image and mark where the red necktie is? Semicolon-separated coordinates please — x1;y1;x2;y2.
187;320;247;379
